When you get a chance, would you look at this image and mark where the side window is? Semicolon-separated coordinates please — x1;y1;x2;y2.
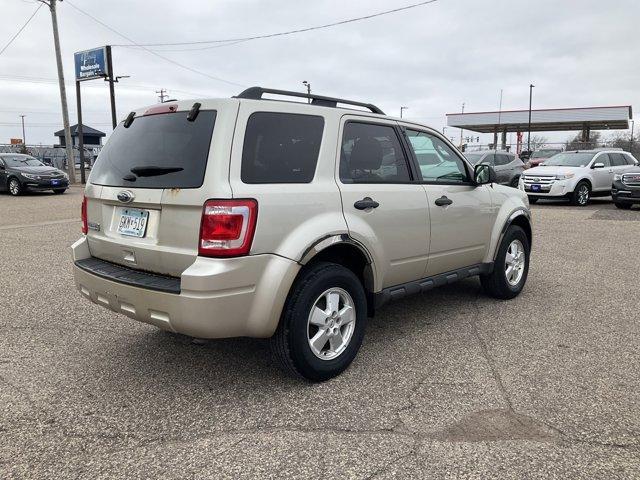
483;153;496;166
406;129;469;183
241;112;324;184
339;122;411;183
495;154;512;166
610;153;626;167
596;153;611;167
624;153;638;165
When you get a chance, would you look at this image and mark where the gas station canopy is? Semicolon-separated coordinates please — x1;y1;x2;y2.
446;105;632;133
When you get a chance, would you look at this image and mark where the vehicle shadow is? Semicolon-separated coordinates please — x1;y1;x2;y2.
87;278;483;390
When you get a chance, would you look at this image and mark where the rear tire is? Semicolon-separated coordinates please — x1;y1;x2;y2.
53;189;66;195
571;181;591;206
480;225;529;300
8;178;22;196
271;262;367;382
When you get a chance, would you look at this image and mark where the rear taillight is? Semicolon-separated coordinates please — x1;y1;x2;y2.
81;196;88;234
198;199;258;257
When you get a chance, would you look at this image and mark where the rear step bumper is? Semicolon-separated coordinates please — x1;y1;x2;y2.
71;237;300;338
75;257;181;294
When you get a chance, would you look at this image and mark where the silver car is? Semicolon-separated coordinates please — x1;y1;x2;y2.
465;150;525;188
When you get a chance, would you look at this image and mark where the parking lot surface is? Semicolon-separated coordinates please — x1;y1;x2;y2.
1;188;639;479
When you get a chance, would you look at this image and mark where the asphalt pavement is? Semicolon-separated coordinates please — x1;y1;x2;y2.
1;188;639;479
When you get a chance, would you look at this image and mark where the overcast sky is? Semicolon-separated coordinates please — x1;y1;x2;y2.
1;0;639;147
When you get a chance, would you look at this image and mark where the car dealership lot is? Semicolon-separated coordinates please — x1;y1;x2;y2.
1;189;638;479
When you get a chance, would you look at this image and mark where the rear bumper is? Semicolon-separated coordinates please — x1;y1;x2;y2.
71;237;300;338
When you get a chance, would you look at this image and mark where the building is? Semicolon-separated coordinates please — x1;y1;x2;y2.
54;124;106;147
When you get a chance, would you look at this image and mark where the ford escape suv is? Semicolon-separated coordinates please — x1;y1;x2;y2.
72;87;533;381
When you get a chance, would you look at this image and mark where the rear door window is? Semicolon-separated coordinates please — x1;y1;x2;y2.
610;153;626;166
340;122;411;183
241;112;324;184
495;154;512;166
90;110;216;189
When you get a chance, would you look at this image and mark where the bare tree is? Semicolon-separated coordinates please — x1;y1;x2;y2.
565;132;602;151
529;135;548;150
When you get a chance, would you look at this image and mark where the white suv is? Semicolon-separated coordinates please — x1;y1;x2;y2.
521;149;639;206
72;87;533;381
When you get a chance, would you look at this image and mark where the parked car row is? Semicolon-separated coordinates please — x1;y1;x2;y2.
518;149;639;206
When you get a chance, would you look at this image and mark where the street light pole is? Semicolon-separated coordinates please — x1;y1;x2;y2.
302;80;311;103
527;84;535;152
19;115;26;145
400;106;408;119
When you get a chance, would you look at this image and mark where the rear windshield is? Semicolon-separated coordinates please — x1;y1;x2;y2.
90;110;216;188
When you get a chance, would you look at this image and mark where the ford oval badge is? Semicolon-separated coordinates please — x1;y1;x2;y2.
117;190;134;203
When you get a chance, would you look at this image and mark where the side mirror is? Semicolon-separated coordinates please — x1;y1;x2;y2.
474;164;497;185
592;162;605;169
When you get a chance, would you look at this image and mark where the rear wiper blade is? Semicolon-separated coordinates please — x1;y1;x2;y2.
129;166;184;177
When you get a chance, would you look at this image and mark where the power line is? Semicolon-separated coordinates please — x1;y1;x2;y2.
64;0;245;88
0;3;44;57
111;0;439;51
0;74;211;98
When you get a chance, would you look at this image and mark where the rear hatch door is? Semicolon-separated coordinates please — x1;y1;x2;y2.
84;100;236;277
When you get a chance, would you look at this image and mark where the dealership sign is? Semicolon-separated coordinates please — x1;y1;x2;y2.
74;47;109;81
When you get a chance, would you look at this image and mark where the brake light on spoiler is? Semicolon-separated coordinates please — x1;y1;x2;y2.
198;199;258;257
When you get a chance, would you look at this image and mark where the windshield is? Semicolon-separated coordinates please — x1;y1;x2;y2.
89;110;216;188
465;153;486;165
531;150;560;159
2;155;44;167
542;152;595;167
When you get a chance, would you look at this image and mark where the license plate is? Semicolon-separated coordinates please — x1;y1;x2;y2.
117;208;149;237
531;184;541;192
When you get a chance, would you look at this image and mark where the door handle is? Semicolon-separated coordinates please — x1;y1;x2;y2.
354;197;380;210
434;195;453;207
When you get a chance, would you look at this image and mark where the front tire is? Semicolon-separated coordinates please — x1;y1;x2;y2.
510;176;520;188
571;181;591;206
528;197;538;204
53;189;66;194
480;225;530;300
614;202;632;210
8;178;22;196
271;262;367;382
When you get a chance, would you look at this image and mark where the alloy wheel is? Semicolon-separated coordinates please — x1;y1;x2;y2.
505;239;526;286
307;288;356;360
9;179;20;196
577;185;589;205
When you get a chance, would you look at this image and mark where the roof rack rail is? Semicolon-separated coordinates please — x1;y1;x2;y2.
235;87;385;115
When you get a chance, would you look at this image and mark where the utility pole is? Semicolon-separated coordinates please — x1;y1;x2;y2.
105;45;117;129
156;88;167;103
629;119;635;153
527;84;535;153
302;80;311;103
20;115;26;144
40;0;75;183
400;106;408;119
